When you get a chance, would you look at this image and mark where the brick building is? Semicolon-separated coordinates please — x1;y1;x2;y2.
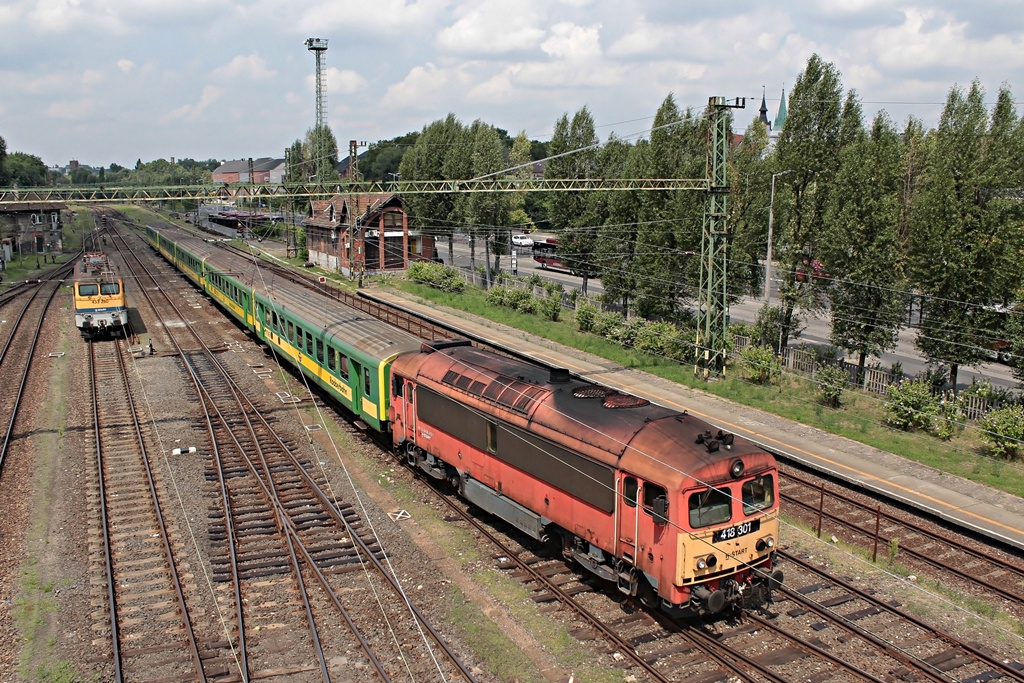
304;193;438;276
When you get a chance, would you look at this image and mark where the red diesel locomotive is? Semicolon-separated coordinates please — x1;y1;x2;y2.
389;340;783;616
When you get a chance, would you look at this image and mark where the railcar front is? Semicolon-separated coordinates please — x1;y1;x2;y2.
73;252;128;338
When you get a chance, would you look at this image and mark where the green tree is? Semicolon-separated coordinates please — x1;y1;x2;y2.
773;54;848;352
823;111;908;382
464;122;513;287
546;107;600;293
7;152;48;186
596;136;643;314
908;81;1018;388
0;135;8;185
728;116;773;300
306;124;339;181
399;114;465;264
631;95;705;319
363;132;418;181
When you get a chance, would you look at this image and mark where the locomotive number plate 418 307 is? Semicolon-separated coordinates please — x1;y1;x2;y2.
713;518;760;543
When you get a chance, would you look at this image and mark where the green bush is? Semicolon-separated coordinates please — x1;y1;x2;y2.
816;364;849;408
884;378;939;431
593;310;625;338
406;262;465;293
576;299;598;332
537;289;561;321
739;345;781;384
978;405;1024;459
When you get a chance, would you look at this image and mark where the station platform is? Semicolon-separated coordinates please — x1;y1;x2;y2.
361;288;1024;554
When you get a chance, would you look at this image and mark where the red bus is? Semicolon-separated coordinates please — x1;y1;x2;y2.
532;238;568;270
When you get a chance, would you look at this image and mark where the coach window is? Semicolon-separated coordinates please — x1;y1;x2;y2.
305;331;313;355
642;483;668;524
688;487;733;528
271;311;278;329
327;347;336;372
316;339;324;363
340;356;349;379
287;321;294;341
622;476;638;508
363;367;372;395
742;474;774;515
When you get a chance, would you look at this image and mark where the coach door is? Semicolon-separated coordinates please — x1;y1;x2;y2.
404;381;417;444
617;475;639;564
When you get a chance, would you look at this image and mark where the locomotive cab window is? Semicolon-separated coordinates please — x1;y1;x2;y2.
622;476;638;508
78;284;99;296
742;474;775;515
100;282;120;295
689;487;733;528
642;483;668;524
392;375;403;398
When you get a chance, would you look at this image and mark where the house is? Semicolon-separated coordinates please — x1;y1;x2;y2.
303;193;438;276
0;200;67;264
212;158;286;184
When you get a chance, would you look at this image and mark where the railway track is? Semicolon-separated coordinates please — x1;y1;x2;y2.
780;464;1024;615
0;274;70;472
88;337;213;681
111;226;479;681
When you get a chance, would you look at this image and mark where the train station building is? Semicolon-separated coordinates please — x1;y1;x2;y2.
303;193;440;277
0;200;67;267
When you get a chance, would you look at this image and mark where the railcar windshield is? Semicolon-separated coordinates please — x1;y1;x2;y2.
688;487;732;528
78;284;99;296
742;474;775;515
100;282;121;295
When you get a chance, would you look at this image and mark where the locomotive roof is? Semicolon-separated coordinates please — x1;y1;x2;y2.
74;251;119;282
153;225;422;361
404;344;773;487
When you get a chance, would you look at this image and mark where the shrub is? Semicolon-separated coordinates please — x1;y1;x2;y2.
537;289;561;321
634;320;678;357
576;299;598;332
485;285;508;306
406;262;465;293
978;405;1024;459
739;345;781;384
816;364;849;408
884;378;939;431
593;310;625;338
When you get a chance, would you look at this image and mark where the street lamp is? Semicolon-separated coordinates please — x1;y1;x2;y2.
765;170;794;305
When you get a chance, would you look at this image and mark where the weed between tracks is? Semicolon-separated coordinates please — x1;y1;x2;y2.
14;320;85;682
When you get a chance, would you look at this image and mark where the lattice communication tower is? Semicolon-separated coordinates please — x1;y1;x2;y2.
305;38;329;181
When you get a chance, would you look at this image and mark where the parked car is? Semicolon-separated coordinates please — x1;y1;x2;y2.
511;234;534;248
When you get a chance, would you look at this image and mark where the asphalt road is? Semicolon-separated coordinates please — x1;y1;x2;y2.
445;236;1018;393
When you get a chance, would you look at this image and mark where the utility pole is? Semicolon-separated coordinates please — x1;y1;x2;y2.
696;96;745;378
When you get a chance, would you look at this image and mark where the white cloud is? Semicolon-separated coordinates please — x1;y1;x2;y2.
382;62;474;109
436;2;545;54
211;54;276;81
116;59;135;74
46;97;96;120
296;0;451;35
160;84;222;123
82;69;105;87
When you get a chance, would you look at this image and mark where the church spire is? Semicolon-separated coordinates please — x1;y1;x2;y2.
775;86;788;131
758;86;771;129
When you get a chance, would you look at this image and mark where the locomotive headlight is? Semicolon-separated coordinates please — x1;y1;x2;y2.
729;459;745;478
755;536;775;552
696;553;717;570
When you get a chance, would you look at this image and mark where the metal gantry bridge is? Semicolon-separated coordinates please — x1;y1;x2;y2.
1;97;742;376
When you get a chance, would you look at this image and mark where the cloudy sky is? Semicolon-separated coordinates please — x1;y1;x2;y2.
2;0;1024;169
